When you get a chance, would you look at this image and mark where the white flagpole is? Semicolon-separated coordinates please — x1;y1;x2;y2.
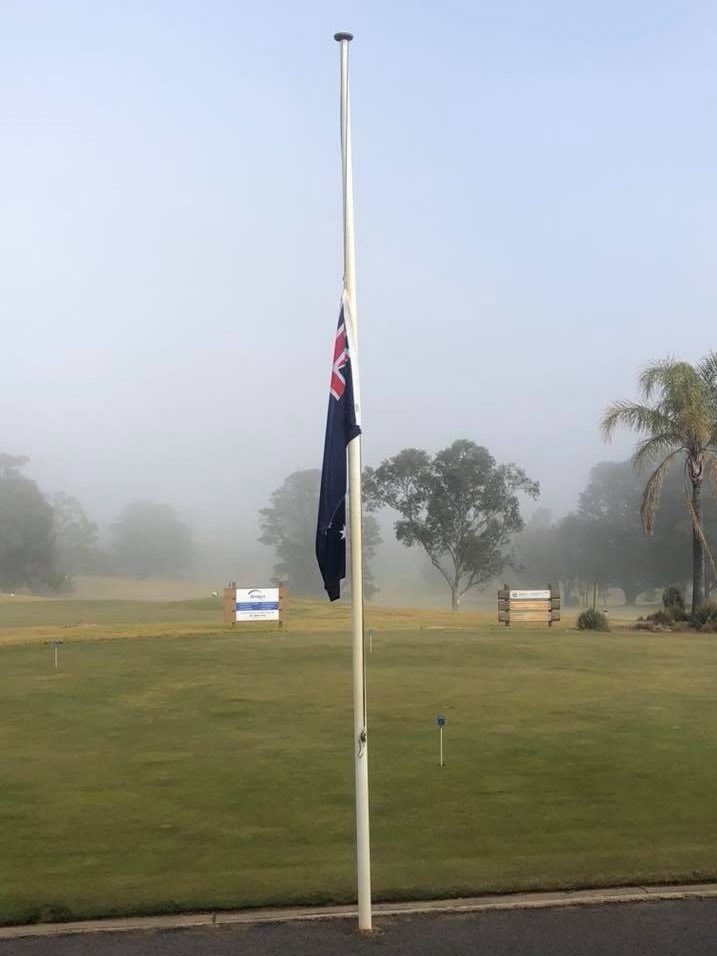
334;30;372;933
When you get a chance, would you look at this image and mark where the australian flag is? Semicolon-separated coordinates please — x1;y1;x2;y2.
316;297;361;600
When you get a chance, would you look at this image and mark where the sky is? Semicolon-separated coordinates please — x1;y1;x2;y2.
1;0;716;576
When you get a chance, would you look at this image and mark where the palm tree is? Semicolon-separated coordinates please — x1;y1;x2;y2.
601;354;717;613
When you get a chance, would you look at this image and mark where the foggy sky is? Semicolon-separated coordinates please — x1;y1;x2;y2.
2;0;716;574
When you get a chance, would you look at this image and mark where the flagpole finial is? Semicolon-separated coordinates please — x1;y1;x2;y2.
334;32;354;42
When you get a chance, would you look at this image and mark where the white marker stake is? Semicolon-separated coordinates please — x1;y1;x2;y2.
53;642;59;671
369;629;373;655
437;715;445;767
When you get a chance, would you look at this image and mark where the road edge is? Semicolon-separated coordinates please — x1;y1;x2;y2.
2;883;717;940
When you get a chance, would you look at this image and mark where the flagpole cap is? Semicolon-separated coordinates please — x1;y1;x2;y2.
334;32;354;42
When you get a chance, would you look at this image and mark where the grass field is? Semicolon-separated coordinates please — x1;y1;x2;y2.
1;593;716;926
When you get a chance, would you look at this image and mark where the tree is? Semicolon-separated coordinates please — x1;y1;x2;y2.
512;508;562;590
51;492;99;576
513;509;593;605
602;354;717;613
259;468;382;598
554;512;590;606
110;501;194;578
647;467;717;597
516;462;717;609
0;454;29;478
0;455;58;591
364;440;540;610
575;460;653;605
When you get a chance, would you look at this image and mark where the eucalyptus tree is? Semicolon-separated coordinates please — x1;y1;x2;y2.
0;454;58;591
260;468;381;599
364;440;539;610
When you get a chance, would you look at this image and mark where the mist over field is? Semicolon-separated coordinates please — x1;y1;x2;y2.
2;1;715;604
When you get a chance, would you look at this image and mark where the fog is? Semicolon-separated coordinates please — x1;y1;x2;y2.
2;1;715;596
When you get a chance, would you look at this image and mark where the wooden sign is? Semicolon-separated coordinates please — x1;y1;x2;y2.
498;584;560;627
223;582;287;628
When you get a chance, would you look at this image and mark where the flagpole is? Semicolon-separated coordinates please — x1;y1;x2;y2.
334;30;372;933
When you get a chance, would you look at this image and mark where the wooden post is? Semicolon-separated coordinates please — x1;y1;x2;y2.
551;584;561;625
278;582;287;629
498;584;510;626
224;582;236;625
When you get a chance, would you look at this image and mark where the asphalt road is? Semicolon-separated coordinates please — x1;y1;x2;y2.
4;900;717;956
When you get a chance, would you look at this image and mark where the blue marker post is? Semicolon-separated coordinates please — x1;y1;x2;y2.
436;715;445;767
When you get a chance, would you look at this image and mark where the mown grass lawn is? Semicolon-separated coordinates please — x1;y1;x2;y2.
1;618;716;925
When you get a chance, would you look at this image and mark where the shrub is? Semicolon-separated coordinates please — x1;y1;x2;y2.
665;605;688;623
577;608;610;631
662;585;685;611
650;609;674;626
642;586;687;625
690;603;717;629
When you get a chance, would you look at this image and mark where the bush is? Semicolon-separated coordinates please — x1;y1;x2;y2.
662;605;688;623
577;608;610;631
650;609;674;626
662;585;685;611
642;586;688;625
690;603;717;630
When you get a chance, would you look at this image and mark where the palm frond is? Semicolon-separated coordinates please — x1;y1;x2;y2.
601;401;673;442
640;449;683;534
641;358;704;408
704;452;717;498
697;351;717;389
638;358;678;401
632;433;681;471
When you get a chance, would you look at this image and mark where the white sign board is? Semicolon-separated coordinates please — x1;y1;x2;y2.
235;587;280;622
510;589;551;600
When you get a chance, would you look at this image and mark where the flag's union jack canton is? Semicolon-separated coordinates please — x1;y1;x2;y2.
330;318;348;400
316;301;361;601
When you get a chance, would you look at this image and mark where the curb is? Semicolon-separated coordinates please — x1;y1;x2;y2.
2;883;717;941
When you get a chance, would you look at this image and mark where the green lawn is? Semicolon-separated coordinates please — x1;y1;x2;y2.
1;621;716;925
0;596;222;629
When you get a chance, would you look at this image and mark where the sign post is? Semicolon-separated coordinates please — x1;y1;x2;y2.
223;583;286;627
498;585;560;626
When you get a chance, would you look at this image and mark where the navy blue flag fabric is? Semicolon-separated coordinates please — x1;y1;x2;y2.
316;303;361;600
